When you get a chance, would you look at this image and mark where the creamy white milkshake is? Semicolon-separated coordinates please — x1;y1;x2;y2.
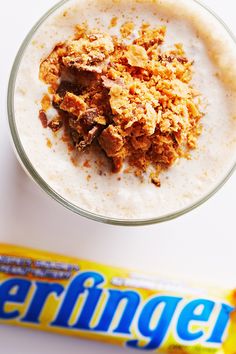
12;0;236;221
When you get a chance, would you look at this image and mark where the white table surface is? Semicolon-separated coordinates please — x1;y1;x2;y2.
0;0;236;353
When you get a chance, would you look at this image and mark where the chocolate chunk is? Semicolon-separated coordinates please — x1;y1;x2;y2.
77;126;101;151
56;81;83;98
79;108;100;129
151;176;161;188
39;110;48;128
177;57;189;64
48;117;63;132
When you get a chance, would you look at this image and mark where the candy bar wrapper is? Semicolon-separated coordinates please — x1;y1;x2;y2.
0;244;236;353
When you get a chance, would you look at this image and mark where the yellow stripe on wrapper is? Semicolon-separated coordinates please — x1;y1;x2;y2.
0;244;236;353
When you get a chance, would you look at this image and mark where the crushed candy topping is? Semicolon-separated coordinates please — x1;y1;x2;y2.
39;22;203;184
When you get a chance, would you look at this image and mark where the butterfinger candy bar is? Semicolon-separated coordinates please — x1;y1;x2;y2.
0;243;236;353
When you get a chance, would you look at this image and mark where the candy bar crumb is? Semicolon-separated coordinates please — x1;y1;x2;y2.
46;138;52;148
109;17;118;28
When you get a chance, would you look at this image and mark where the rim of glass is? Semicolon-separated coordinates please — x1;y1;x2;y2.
8;0;236;227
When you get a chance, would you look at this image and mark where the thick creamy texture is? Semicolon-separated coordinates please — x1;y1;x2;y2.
14;0;236;220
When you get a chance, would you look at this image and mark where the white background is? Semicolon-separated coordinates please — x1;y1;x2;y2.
0;0;236;353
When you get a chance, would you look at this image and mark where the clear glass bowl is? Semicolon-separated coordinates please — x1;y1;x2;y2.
8;0;236;226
